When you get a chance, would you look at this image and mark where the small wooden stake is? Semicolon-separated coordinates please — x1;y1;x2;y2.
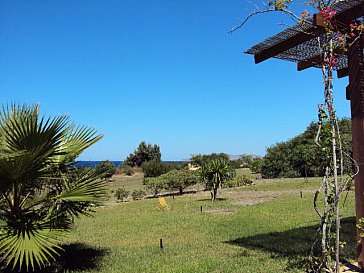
300;191;303;198
160;238;164;250
200;206;203;212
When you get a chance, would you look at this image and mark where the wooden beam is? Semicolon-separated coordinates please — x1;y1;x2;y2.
335;2;364;27
254;28;317;64
347;35;364;267
297;47;345;72
313;13;334;30
254;2;364;64
337;68;349;78
297;54;323;71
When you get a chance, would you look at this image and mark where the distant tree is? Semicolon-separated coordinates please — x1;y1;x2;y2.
142;160;166;178
240;154;255;165
179;161;190;170
95;160;116;180
229;159;243;169
164;162;180;172
143;177;166;196
201;158;235;201
249;158;264;173
191;153;230;167
123;141;161;167
260;118;352;178
161;169;200;195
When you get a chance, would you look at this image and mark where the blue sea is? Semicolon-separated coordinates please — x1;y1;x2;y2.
75;160;183;169
75;161;123;169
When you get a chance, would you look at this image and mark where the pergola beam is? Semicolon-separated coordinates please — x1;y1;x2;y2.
297;54;323;71
297;47;345;72
335;2;364;27
254;2;364;65
254;28;317;64
338;68;349;78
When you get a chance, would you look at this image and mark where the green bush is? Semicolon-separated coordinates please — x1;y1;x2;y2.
249;158;263;173
225;175;254;188
191;153;230;167
123;165;134;176
115;187;129;201
131;189;146;200
95;160;116;180
142;160;166;178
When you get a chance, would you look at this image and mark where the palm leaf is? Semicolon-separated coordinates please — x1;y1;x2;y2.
54;125;103;165
0;104;105;271
0;223;64;271
57;169;106;203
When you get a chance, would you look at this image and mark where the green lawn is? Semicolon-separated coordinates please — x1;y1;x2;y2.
45;177;356;273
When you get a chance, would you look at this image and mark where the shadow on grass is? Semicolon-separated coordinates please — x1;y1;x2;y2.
2;243;109;273
52;243;109;272
225;217;356;271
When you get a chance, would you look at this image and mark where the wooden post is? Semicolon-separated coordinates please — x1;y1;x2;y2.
347;35;364;267
160;238;164;250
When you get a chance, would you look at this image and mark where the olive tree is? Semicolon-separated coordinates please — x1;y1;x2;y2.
161;169;200;195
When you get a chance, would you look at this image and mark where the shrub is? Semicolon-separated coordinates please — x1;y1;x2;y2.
225;175;253;188
115;187;129;201
191;153;230;167
249;158;264;173
131;189;146;200
123;165;134;176
238;175;254;186
95;160;116;180
142;160;166;178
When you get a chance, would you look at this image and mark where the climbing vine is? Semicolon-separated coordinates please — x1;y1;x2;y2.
234;1;362;272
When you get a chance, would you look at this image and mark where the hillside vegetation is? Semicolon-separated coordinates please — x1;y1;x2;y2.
257;118;352;178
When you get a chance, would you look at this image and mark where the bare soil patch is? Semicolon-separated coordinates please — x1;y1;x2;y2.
204;209;234;215
223;189;314;206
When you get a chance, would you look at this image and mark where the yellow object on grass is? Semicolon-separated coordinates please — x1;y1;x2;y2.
158;197;170;211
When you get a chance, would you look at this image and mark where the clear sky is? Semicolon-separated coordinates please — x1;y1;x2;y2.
0;0;351;161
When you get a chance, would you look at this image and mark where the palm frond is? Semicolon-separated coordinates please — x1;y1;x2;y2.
54;125;103;165
57;169;106;204
0;104;105;271
0;223;64;271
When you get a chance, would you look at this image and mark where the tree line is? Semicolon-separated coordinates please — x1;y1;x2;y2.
251;118;352;178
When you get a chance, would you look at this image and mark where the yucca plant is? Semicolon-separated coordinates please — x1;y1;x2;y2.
0;104;105;271
201;158;235;201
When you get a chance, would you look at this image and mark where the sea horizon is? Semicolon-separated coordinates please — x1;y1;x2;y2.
75;160;184;169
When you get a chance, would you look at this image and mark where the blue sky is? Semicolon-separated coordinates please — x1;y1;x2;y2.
0;1;350;161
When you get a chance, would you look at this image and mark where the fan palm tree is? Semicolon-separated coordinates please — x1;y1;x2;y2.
0;104;105;271
201;158;235;201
